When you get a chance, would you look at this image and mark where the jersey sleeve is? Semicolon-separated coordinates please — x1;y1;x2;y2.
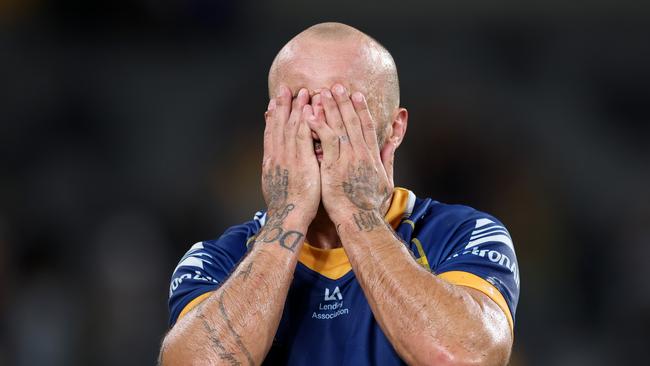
426;209;520;331
167;222;256;327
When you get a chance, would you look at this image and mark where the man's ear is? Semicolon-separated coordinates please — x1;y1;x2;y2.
379;107;408;188
384;107;408;149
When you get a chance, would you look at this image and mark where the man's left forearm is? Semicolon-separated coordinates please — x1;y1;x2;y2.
335;209;512;366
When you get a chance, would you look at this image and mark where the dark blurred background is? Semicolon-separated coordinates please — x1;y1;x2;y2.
1;0;649;365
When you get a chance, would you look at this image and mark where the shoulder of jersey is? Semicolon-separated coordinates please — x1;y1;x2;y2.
193;216;263;256
405;196;513;253
409;196;496;230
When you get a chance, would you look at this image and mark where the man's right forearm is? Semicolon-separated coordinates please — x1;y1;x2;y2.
160;208;309;366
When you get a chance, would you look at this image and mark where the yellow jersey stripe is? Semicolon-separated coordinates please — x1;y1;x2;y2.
411;238;431;271
298;187;411;279
437;270;514;332
178;291;213;321
298;243;351;280
178;187;414;319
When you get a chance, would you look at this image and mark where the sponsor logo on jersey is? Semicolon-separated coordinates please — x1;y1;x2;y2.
324;286;343;301
173;242;214;273
449;246;520;288
169;242;219;296
313;286;349;320
447;219;520;288
169;270;219;297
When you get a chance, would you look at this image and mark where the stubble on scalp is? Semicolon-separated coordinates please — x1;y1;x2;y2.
267;22;400;146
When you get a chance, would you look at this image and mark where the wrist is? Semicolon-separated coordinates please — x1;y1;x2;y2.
332;206;384;233
267;205;313;229
258;210;309;254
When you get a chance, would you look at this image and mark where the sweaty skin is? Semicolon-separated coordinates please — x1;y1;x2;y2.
160;22;513;366
310;83;512;366
160;87;319;366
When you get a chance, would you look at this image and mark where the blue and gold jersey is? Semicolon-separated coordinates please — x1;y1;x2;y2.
168;188;520;365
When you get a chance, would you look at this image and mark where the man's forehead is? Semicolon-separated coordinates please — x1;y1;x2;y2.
273;46;371;94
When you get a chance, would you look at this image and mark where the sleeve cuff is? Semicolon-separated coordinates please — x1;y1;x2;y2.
176;291;214;322
437;270;514;333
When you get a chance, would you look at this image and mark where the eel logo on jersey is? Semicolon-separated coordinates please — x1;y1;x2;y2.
324;286;343;301
173;242;213;273
465;218;514;252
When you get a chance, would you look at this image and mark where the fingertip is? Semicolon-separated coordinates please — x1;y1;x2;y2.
352;92;364;104
333;84;346;97
298;88;309;100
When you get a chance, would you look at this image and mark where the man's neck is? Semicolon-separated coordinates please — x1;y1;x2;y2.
305;204;341;250
305;195;394;250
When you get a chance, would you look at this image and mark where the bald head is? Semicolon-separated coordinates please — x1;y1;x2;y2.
268;22;400;144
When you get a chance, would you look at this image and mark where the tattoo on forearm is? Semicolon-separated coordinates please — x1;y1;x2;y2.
353;210;382;231
197;291;255;366
259;165;305;252
218;291;255;366
198;313;242;365
238;262;253;280
257;203;305;252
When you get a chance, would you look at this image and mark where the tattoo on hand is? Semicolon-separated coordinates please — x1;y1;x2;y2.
264;165;289;209
353;210;383;231
259;165;305;252
342;163;388;211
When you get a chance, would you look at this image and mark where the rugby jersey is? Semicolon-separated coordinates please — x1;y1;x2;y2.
168;187;520;365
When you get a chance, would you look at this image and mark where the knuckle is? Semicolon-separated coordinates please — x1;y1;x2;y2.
291;96;302;109
296;130;308;140
262;157;272;170
276;94;288;106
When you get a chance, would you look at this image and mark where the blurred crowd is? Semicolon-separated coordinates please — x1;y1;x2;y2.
1;1;649;365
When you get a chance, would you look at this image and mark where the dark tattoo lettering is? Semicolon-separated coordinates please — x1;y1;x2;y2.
353;210;383;231
198;313;241;365
278;230;304;252
260;165;306;252
260;226;283;242
218;291;255;366
238;262;253;280
255;203;305;252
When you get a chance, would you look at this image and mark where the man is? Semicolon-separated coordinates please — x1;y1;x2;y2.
160;22;519;366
